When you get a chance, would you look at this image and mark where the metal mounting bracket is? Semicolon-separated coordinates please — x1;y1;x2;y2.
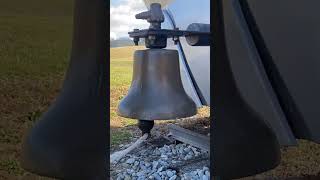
130;3;211;48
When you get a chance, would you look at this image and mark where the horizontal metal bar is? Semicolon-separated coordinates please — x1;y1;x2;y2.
168;124;210;152
128;29;210;38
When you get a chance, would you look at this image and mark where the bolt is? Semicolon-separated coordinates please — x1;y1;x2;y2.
148;35;156;44
133;37;139;46
173;36;179;45
148;35;156;40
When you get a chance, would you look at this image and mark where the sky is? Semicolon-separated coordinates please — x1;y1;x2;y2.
110;0;149;40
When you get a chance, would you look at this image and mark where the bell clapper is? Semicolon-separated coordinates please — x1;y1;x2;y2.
138;120;154;135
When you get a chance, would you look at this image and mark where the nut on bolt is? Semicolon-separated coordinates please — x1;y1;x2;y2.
148;35;156;44
133;29;139;46
173;36;179;45
173;28;179;44
133;37;139;46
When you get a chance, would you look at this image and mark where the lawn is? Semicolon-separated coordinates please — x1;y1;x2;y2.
110;46;145;146
0;0;72;179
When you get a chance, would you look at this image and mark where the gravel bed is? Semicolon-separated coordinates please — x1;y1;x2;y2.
111;140;210;180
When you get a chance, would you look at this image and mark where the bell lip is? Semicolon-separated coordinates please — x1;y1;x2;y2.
116;109;198;121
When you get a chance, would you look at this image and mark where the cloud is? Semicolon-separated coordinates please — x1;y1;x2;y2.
110;32;117;40
110;0;149;40
142;0;174;8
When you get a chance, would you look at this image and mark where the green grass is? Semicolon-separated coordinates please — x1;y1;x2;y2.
110;46;145;148
0;0;73;179
0;159;24;176
110;131;132;146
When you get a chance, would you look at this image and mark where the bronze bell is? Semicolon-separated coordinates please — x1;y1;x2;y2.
117;48;197;132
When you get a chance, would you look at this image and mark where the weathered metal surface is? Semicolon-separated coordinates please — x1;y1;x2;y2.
212;0;281;178
242;0;320;143
185;23;211;46
220;0;297;147
117;49;197;120
168;124;209;152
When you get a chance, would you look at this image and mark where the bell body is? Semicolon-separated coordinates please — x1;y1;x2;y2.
117;49;197;120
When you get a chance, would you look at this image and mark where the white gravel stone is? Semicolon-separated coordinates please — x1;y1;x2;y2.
203;167;209;171
153;173;161;180
166;170;174;177
113;142;209;180
157;166;164;173
169;175;177;180
125;158;135;164
202;174;209;180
